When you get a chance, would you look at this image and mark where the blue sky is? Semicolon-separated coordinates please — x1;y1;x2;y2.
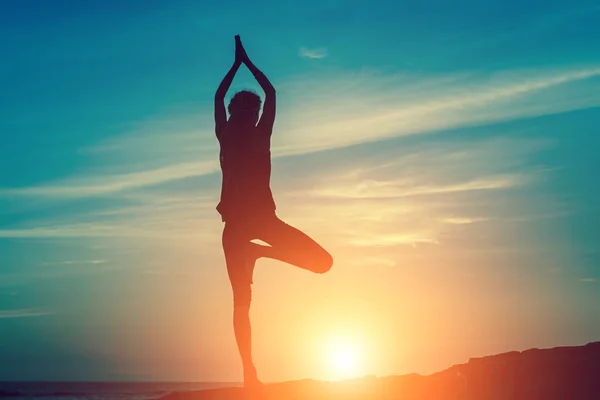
1;0;599;382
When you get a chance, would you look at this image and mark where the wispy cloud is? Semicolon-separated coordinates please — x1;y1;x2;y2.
0;264;119;286
346;257;397;268
272;135;556;251
0;161;218;198
441;217;489;225
0;223;217;240
0;224;142;238
1;66;597;200
299;47;328;59
40;260;106;266
142;269;196;276
0;308;54;318
310;174;525;199
349;232;440;247
0;134;552;248
580;278;598;283
272;67;600;156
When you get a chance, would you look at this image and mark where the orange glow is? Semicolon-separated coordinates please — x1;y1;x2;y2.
320;335;366;381
76;134;571;383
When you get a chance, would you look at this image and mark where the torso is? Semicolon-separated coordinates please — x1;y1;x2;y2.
216;122;276;222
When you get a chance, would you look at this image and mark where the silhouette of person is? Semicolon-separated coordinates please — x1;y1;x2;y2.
214;35;334;388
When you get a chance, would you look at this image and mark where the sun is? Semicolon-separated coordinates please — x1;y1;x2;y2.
332;345;356;372
324;337;364;380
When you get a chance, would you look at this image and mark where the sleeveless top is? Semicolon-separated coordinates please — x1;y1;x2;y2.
216;122;276;222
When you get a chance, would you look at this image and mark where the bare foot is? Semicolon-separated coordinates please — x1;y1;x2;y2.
243;365;263;390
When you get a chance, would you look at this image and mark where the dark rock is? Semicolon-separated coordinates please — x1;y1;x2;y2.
160;341;600;400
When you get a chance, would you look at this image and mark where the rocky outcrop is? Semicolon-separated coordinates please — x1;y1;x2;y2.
161;341;600;400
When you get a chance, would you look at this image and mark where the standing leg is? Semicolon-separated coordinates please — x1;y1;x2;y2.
256;215;333;274
222;222;261;388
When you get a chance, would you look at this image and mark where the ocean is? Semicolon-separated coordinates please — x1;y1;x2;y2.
0;382;240;400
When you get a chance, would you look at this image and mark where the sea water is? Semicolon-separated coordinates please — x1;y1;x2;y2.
0;382;240;400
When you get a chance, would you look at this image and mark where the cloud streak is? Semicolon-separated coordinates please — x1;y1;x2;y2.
299;47;328;59
441;217;489;225
0;223;217;240
272;67;600;156
0;66;597;200
0;308;54;318
310;174;525;199
0;161;218;198
40;260;107;266
0;134;553;246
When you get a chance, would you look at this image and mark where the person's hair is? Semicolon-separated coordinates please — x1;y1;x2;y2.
228;90;262;116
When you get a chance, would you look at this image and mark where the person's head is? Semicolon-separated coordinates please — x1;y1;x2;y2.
228;90;262;125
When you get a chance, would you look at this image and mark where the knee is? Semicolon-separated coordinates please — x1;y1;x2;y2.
233;285;252;308
314;250;333;274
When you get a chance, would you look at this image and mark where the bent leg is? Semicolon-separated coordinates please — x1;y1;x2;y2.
256;216;333;274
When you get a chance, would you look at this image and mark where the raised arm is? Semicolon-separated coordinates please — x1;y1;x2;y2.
215;37;244;136
214;61;240;136
237;37;276;133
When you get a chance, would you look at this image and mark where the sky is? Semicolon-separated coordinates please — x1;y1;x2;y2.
1;0;599;383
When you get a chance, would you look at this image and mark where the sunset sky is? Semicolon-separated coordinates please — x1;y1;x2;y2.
1;0;599;382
